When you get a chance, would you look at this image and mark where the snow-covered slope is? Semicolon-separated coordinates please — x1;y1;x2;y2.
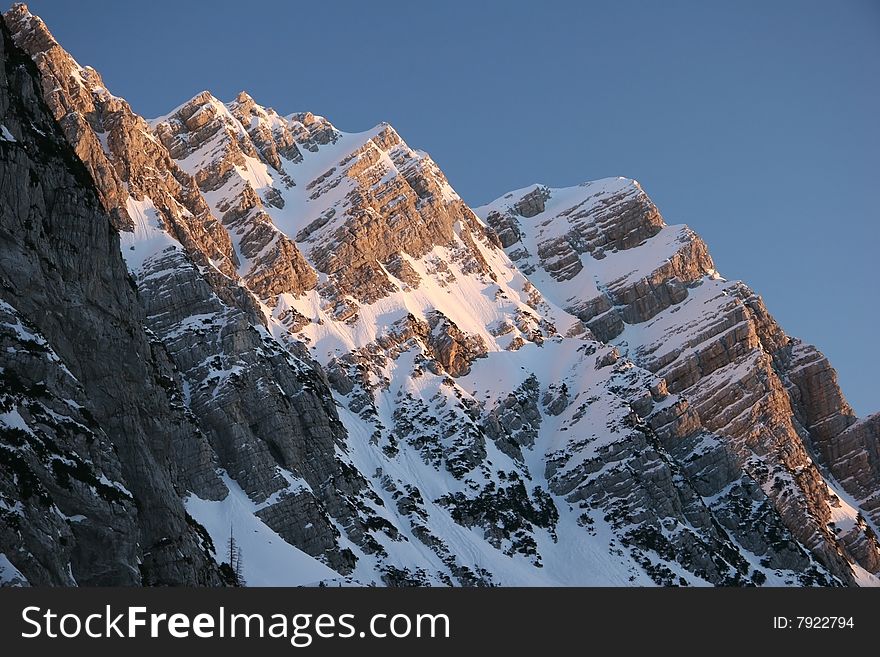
149;96;880;584
477;182;880;583
3;2;879;587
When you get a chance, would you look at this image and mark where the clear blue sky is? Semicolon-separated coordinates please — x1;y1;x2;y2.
19;0;879;415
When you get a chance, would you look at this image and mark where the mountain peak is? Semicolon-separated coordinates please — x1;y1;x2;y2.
150;89;232;126
4;3;58;52
234;90;254;104
7;3;32;21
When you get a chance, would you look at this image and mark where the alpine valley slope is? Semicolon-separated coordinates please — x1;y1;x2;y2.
1;3;879;587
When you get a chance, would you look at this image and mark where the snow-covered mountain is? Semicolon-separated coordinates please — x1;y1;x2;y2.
1;3;878;587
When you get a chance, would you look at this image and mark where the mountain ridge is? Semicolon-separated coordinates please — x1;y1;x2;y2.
1;3;878;587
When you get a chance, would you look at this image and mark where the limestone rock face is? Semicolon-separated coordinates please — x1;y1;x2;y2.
132;248;380;573
785;342;880;527
484;180;714;341
0;19;222;586
423;311;488;377
3;5;240;286
3;4;380;577
2;3;877;588
476;180;880;584
228;91;304;173
151;92;317;302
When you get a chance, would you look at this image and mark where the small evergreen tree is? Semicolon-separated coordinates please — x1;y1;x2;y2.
227;524;247;586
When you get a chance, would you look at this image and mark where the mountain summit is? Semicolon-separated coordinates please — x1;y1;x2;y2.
1;4;878;587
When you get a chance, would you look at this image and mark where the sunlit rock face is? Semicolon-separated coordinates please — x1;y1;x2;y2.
2;2;878;588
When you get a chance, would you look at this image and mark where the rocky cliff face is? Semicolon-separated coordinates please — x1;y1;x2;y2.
2;3;388;578
477;181;880;584
0;17;222;585
2;3;877;587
